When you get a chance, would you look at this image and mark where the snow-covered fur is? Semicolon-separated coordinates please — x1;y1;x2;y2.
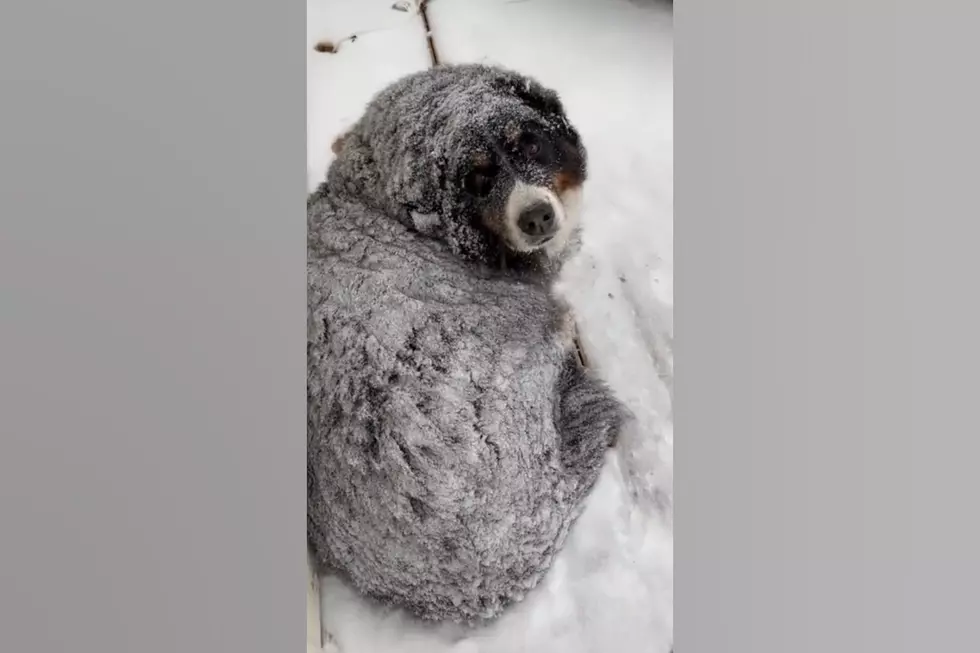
307;64;629;623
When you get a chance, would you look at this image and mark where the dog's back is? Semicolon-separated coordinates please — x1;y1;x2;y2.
307;190;625;622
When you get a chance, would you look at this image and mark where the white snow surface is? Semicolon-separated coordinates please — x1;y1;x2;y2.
307;0;430;192
308;1;673;651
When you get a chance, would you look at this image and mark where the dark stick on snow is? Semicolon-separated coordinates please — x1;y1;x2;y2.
418;1;441;66
573;326;590;368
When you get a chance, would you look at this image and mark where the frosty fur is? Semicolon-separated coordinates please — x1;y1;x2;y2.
307;64;629;623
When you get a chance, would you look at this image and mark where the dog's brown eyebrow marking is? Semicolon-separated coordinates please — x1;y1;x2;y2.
554;170;582;194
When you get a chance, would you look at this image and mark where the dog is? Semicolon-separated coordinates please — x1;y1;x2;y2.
307;64;628;623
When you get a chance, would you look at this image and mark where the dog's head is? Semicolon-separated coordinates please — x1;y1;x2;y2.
331;65;588;270
443;71;587;262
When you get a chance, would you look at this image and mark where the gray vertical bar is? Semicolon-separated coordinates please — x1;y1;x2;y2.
0;1;306;652
679;2;980;651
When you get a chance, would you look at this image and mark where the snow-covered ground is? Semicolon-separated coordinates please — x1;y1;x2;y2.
306;1;431;192
308;1;673;651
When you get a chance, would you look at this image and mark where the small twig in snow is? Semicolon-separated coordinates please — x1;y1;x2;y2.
313;34;358;54
418;0;440;65
313;15;422;55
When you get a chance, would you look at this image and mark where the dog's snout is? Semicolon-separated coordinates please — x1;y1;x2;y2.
517;201;557;238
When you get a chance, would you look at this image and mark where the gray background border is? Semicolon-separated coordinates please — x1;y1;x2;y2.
678;2;978;651
2;1;976;652
1;0;306;651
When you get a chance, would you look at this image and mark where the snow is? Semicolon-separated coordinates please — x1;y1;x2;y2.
307;1;673;651
306;0;431;192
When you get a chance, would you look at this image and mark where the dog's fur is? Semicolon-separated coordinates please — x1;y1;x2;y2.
307;64;628;623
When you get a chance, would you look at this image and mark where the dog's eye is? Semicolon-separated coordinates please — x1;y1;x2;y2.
520;135;540;157
465;165;498;197
520;133;551;163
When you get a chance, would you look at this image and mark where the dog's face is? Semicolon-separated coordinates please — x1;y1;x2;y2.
330;65;588;269
450;107;587;260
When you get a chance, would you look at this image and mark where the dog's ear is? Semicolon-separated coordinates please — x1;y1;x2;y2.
514;82;564;119
486;69;565;119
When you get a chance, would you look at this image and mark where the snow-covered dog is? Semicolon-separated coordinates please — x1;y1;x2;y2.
307;64;628;623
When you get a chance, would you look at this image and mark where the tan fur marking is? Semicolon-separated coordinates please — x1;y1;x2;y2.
481;206;506;237
554;171;582;195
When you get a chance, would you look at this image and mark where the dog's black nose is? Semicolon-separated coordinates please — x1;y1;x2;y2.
517;201;557;239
